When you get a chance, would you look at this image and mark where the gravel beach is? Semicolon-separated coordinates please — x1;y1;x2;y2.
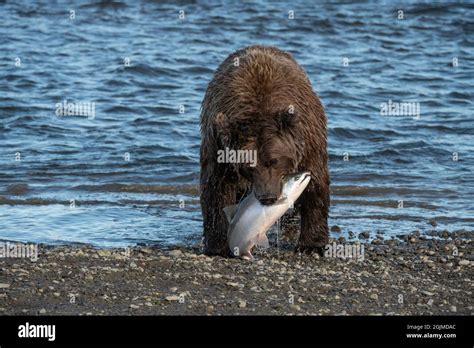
0;231;472;316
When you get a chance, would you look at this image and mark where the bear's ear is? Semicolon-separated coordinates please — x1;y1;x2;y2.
276;107;299;131
214;112;231;143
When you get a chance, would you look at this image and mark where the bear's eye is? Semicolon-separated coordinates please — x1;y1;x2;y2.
268;159;278;167
294;174;301;181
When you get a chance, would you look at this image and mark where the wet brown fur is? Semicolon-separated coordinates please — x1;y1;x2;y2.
200;45;330;256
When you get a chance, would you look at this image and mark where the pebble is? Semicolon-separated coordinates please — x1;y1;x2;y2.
0;283;10;289
358;231;369;239
450;306;457;313
331;225;341;233
370;293;378;300
97;250;111;257
458;260;470;266
39;308;46;314
238;299;247;308
165;295;180;301
169;250;183;257
130;304;140;309
290;304;301;311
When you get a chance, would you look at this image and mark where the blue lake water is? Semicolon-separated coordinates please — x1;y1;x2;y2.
1;1;473;247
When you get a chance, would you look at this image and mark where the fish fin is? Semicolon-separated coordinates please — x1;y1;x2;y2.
223;204;238;223
256;233;270;249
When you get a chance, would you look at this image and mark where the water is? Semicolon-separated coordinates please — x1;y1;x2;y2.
1;1;473;247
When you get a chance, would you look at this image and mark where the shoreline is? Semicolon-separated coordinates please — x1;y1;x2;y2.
0;233;472;315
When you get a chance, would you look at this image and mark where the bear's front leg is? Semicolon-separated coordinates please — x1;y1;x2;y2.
201;176;237;257
296;183;329;255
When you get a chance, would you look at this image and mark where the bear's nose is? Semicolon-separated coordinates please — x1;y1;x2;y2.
257;194;277;205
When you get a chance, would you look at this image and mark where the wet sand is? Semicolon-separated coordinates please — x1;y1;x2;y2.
0;231;472;315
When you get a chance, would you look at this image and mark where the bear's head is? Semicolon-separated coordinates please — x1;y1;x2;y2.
215;107;305;205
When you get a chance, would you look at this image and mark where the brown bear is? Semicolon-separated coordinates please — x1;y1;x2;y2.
200;45;330;256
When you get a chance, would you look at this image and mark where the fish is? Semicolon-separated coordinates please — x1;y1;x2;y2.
224;171;311;260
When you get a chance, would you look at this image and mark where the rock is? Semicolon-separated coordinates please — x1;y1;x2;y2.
371;239;381;245
197;254;212;261
422;291;434;296
169;250;183;257
39;308;46;314
450;305;457;313
97;249;111;257
0;283;10;289
331;225;341;233
130;304;140;309
370;293;378;300
130;261;137;269
428;219;437;227
165;295;180;301
358;231;369;239
238;299;247;308
207;305;214;313
226;282;242;288
409;237;417;243
290;304;301;311
458;260;470;266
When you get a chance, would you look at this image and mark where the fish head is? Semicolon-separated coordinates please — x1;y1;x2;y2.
281;171;311;202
